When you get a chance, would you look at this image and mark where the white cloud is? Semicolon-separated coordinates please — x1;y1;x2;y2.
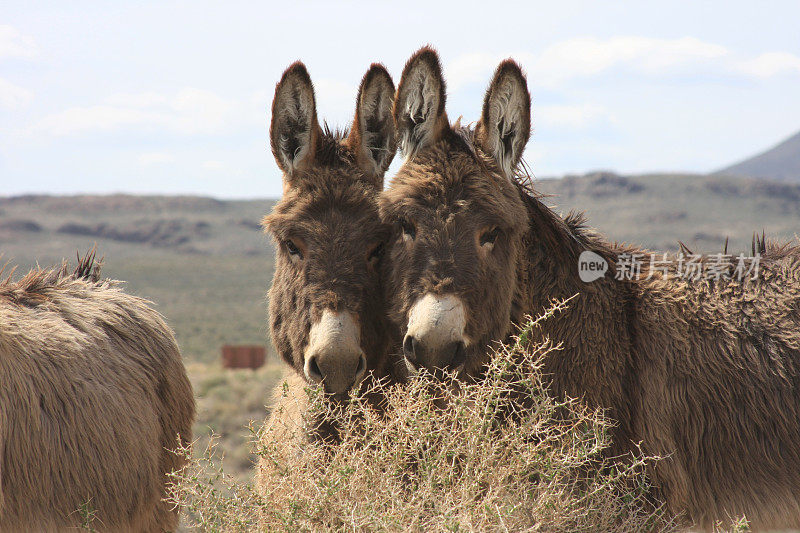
201;160;225;170
105;92;168;108
735;52;800;78
0;25;37;60
537;104;616;129
446;36;800;91
250;89;270;107
312;78;357;127
138;152;174;165
445;53;499;91
34;105;161;135
0;77;33;109
446;37;729;90
32;88;239;136
530;36;728;85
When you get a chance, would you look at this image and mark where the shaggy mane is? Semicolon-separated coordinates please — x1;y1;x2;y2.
451;123;800;274
315;124;353;168
449;124;624;266
0;249;105;304
754;232;800;261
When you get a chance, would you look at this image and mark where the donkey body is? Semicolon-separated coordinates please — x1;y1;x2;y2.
257;61;403;473
0;256;195;532
381;47;800;529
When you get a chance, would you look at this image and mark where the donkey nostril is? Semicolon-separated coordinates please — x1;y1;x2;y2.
451;341;467;368
403;335;418;363
355;354;367;378
307;355;323;382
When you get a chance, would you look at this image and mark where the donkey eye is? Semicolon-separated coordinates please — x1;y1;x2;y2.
285;240;303;260
480;227;501;247
399;220;416;241
368;242;385;264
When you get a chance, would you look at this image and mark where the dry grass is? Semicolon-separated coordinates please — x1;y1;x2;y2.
169;303;748;532
187;362;284;481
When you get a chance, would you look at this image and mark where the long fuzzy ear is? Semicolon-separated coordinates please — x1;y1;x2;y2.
475;60;531;180
270;61;322;178
347;63;397;186
393;46;449;159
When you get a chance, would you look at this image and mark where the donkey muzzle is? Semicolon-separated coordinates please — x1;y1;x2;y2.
403;293;467;371
304;310;367;394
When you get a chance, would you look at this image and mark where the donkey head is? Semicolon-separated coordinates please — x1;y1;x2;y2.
381;47;530;376
264;62;397;395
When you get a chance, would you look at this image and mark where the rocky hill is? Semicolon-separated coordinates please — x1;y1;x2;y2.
717;129;800;182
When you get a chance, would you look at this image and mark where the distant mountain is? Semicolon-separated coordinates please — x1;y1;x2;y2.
717;129;800;182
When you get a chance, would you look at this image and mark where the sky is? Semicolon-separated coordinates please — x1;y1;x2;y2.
1;1;799;199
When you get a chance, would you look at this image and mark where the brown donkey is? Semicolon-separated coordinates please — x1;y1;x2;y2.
260;62;403;444
380;47;800;529
0;254;195;532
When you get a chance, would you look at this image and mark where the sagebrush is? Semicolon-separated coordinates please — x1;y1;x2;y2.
171;304;680;532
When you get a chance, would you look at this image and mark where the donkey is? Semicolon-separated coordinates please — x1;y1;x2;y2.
259;61;403;447
380;46;800;529
0;253;195;532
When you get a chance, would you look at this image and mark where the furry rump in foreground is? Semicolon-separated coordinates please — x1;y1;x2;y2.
0;253;195;532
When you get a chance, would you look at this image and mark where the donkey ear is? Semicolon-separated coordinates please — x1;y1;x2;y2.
347;63;397;185
270;61;322;178
475;60;531;180
393;46;449;159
